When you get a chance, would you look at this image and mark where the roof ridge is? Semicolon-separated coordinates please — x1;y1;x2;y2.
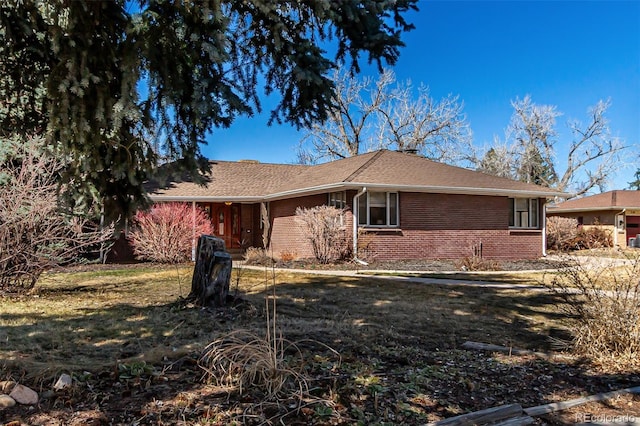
343;150;385;182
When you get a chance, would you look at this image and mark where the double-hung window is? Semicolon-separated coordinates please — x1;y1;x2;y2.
328;191;347;209
509;198;539;228
328;191;347;226
358;192;398;227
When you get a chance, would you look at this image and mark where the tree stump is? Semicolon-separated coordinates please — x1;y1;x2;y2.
189;235;232;307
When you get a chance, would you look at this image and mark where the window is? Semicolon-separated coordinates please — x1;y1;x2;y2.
358;192;399;227
328;191;347;225
328;191;347;209
509;198;539;228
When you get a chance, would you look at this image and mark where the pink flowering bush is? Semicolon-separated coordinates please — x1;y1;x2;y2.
129;203;213;263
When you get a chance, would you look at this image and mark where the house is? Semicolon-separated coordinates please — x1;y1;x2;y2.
546;190;640;248
146;149;566;261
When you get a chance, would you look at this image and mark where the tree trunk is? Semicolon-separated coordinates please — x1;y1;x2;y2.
189;235;232;307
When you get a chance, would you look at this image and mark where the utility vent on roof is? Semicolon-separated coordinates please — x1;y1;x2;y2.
397;148;418;155
237;160;260;163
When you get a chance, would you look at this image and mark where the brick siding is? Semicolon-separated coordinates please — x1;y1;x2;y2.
267;192;544;261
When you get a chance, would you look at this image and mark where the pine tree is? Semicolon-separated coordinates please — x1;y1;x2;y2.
629;169;640;190
0;0;417;222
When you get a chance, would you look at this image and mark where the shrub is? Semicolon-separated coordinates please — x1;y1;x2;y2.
546;255;640;369
0;136;113;293
295;205;350;264
563;226;613;251
546;216;578;250
128;203;213;263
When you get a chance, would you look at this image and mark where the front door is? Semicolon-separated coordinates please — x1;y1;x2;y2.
212;203;241;249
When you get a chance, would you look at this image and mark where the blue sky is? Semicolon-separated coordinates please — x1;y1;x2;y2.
202;1;640;191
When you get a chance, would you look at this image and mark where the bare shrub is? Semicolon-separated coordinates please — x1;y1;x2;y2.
546;216;578;250
243;247;274;266
295;206;350;264
0;136;114;293
128;203;213;263
546;255;640;369
568;226;613;250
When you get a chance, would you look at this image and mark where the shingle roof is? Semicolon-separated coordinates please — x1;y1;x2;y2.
547;190;640;212
148;149;565;201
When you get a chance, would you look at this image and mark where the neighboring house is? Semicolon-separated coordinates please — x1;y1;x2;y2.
146;149;566;261
546;190;640;248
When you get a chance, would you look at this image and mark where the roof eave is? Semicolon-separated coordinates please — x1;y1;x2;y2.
149;183;567;203
347;182;567;198
548;206;640;213
265;182;567;200
148;195;264;203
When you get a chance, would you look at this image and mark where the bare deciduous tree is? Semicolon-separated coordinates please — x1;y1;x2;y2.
0;136;114;292
297;69;473;165
559;99;624;195
476;96;625;197
476;139;513;179
507;96;560;187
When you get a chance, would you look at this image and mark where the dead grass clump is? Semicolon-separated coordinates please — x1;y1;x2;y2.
243;247;274;266
546;254;640;369
455;255;501;271
199;275;310;401
199;328;308;399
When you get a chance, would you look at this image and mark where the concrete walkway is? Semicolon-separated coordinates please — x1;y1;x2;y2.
238;263;549;290
238;253;637;290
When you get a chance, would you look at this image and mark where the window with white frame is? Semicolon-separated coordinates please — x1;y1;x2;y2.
509;198;539;228
358;192;399;227
328;191;347;209
328;191;347;226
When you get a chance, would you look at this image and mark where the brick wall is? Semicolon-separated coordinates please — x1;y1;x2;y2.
268;194;354;260
266;192;544;261
361;193;543;260
269;194;325;259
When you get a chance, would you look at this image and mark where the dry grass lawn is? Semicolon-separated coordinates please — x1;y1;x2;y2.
1;262;638;425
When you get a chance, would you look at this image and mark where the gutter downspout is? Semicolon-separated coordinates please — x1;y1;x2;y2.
615;209;626;247
542;201;547;257
353;187;368;265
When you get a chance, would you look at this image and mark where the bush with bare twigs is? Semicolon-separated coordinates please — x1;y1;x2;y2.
295;205;350;264
128;202;213;263
546;255;640;369
0;136;114;293
546;216;578;250
567;226;613;250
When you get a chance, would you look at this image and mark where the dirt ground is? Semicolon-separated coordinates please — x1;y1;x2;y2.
3;349;639;425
